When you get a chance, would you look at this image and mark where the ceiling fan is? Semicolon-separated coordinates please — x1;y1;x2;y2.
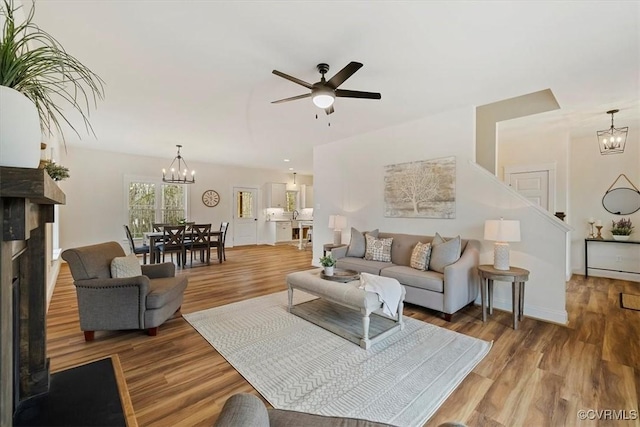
271;62;381;115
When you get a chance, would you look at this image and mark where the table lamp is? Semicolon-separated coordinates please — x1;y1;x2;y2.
328;215;347;245
484;219;521;270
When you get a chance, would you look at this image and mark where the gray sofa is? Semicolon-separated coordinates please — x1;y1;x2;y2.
332;232;480;320
214;393;467;427
214;393;394;426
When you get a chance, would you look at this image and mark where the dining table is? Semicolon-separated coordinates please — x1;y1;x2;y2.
144;229;223;265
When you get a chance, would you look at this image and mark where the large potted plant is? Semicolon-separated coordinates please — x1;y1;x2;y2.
0;0;104;168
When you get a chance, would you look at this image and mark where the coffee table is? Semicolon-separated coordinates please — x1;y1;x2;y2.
286;269;405;349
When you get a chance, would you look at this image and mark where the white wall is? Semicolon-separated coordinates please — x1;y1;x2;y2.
314;106;569;324
497;128;570;216
58;147;311;250
569;132;640;281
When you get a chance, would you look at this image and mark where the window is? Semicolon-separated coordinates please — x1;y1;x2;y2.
128;179;187;238
286;191;298;212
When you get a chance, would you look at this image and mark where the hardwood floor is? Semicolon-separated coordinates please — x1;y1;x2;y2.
47;245;640;426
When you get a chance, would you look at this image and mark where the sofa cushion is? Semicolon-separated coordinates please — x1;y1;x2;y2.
346;228;379;258
364;235;393;262
429;233;461;273
336;257;393;275
110;254;142;278
146;276;189;310
410;242;431;270
381;266;444;293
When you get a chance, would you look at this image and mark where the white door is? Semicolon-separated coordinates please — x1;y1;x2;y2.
233;187;258;246
508;171;549;210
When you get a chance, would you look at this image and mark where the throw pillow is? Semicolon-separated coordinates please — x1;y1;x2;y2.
410;242;432;271
346;228;379;258
110;254;142;278
428;233;461;273
364;235;393;262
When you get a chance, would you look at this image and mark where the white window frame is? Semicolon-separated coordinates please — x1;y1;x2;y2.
124;175;190;239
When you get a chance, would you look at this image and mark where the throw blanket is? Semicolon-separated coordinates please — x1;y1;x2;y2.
359;272;402;317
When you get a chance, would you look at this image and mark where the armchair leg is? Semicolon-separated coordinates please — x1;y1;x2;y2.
83;331;95;342
147;327;159;336
442;313;452;322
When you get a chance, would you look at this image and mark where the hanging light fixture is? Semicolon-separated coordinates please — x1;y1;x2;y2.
597;109;627;155
162;144;195;184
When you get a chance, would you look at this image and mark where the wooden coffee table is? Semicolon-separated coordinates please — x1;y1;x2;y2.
286;269;405;349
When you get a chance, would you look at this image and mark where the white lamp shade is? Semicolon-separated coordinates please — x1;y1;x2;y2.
484;219;521;242
328;215;347;230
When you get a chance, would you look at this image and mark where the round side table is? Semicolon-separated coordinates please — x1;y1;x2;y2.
323;243;347;256
477;264;530;330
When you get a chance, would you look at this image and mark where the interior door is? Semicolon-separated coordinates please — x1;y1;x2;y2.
233;187;258;246
508;171;549;210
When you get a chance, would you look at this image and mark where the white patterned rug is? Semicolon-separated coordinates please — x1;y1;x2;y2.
184;291;491;427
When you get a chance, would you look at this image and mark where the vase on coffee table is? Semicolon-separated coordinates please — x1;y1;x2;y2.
324;266;334;276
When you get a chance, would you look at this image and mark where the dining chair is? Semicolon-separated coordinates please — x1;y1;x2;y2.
157;225;186;267
123;225;155;264
186;224;211;267
210;222;229;263
152;223;171;232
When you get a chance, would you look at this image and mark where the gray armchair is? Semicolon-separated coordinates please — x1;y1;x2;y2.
61;241;188;341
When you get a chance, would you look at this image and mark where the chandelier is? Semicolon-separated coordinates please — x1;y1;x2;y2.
597;109;627;155
162;145;195;184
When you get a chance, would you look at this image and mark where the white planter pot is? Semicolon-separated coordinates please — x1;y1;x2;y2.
0;86;41;168
611;235;630;241
323;266;334;276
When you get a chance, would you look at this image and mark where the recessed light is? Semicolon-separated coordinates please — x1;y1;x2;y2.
284;159;290;162
288;167;294;171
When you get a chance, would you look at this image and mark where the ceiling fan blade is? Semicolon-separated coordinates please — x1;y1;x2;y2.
325;105;334;115
335;89;382;100
326;62;363;89
272;70;313;89
271;93;311;104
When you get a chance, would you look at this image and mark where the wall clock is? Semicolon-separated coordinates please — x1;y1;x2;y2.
202;190;220;207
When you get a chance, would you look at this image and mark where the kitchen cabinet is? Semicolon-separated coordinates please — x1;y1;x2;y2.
302;185;314;208
276;221;292;242
266;221;293;245
264;183;286;208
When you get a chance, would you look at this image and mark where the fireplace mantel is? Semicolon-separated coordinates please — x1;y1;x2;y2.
0;166;65;425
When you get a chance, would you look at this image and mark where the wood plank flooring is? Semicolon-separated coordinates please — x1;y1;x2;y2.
46;245;640;426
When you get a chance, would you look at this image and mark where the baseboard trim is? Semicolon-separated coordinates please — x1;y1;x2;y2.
476;296;568;325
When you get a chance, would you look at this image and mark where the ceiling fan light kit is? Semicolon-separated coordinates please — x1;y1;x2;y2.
272;61;381;115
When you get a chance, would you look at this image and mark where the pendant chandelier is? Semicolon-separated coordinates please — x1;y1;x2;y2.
597;109;627;155
162;144;195;184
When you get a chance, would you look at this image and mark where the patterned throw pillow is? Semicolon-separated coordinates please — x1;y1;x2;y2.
410;242;432;271
110;254;142;278
428;233;461;273
364;235;393;262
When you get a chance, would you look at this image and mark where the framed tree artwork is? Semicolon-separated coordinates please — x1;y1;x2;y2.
384;156;456;218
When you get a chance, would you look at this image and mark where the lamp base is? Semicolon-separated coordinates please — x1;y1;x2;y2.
493;242;511;271
333;230;342;246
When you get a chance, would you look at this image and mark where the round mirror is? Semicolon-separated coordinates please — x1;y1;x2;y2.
602;188;640;215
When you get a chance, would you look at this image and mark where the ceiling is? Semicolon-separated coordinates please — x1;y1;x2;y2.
29;1;639;174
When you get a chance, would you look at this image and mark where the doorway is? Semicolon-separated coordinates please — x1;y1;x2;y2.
504;163;555;212
233;187;258;246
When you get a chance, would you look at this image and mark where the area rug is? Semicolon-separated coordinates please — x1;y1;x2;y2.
184;291;491;427
620;293;640;311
